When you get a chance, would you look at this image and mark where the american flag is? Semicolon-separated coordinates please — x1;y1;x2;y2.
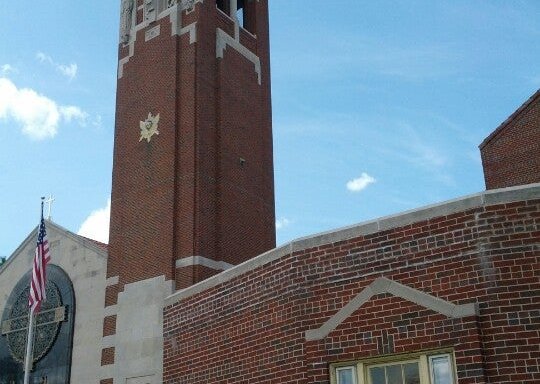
29;210;51;314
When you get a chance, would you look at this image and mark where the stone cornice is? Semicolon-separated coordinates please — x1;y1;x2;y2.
165;182;540;307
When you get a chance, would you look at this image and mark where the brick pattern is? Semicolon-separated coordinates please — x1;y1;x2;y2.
103;315;117;337
175;265;221;290
105;284;118;307
107;0;275;290
481;92;540;189
163;198;540;383
101;347;115;366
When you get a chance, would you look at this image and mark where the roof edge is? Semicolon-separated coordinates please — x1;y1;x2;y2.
165;182;540;307
0;220;108;276
479;89;540;149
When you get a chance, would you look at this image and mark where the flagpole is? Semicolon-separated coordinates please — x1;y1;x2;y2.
23;311;35;384
24;197;45;384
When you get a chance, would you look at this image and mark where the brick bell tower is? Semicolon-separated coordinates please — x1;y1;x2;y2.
101;2;273;381
108;0;275;292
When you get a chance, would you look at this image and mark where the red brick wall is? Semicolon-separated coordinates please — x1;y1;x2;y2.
481;91;540;190
214;0;276;265
175;264;221;290
108;1;275;289
163;191;540;383
108;13;179;286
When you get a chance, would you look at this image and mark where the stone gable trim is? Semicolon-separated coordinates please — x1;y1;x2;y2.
165;182;540;307
0;220;107;276
304;277;478;341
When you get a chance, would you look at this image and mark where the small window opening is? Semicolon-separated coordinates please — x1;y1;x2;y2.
216;0;229;14
236;0;245;28
216;0;255;33
237;0;255;33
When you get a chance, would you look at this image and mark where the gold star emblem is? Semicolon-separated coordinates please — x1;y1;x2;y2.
139;112;160;142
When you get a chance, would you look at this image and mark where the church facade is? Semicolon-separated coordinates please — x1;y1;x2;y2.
1;1;539;383
0;223;108;383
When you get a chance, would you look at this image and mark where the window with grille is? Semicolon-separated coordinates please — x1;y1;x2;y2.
332;352;455;384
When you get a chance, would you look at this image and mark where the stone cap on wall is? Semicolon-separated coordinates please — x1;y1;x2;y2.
165;182;540;307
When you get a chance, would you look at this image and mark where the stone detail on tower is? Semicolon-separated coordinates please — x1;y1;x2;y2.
175;256;233;271
144;0;157;22
216;28;261;84
145;24;161;41
117;0;201;79
120;0;135;44
139;112;160;143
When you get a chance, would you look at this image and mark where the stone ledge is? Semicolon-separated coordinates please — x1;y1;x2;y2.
175;256;233;271
165;183;540;307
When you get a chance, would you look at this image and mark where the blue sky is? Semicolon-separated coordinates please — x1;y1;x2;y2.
1;1;539;258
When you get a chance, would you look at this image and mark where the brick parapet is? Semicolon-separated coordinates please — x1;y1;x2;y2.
163;184;540;383
481;89;540;189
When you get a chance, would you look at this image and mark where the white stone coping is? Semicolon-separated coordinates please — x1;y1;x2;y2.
164;183;540;307
106;276;119;287
176;256;234;271
0;220;107;276
101;335;116;349
305;277;479;341
104;305;118;317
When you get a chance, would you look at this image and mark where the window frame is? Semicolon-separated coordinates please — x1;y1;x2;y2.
330;350;457;384
336;366;358;384
428;354;456;384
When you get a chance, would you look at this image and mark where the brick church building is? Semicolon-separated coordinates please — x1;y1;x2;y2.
1;1;539;383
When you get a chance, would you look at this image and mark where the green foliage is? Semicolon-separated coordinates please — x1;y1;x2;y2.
0;256;6;266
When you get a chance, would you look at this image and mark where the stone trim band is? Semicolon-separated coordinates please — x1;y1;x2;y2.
175;256;234;271
305;277;479;341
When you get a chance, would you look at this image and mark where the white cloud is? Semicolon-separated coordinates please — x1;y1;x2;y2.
36;51;78;80
57;63;78;81
78;199;111;244
60;105;88;125
36;52;53;64
380;122;448;169
410;141;447;167
346;173;376;192
0;77;87;140
276;217;291;230
92;114;103;129
1;64;15;75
